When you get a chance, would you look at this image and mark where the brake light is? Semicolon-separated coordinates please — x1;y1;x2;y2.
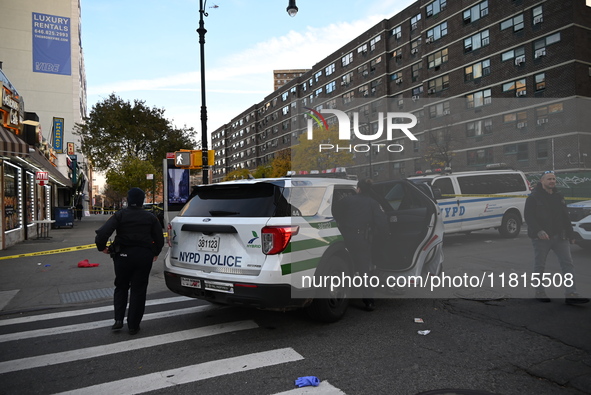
262;226;299;255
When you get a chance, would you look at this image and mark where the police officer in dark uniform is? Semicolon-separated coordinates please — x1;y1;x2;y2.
95;188;165;334
333;179;389;311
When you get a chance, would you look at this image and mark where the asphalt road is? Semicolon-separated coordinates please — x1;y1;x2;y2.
0;217;589;394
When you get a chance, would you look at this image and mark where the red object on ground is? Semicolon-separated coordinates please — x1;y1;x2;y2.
77;259;99;268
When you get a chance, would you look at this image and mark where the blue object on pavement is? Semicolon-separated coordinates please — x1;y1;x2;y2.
295;376;320;387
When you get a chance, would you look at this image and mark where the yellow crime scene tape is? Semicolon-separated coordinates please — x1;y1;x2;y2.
0;233;168;261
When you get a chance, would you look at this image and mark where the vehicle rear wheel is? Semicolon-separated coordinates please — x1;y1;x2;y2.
306;255;350;323
499;212;521;238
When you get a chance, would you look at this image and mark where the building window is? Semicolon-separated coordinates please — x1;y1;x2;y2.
410;13;421;30
464;30;489;52
532;6;543;25
536;140;548;159
412;86;424;97
314;71;322;82
426;0;447;17
534;73;546;91
463;1;488;23
411;62;422;82
534;32;561;58
500;14;524;32
392;49;402;61
282;106;289;115
466;119;493;137
392;25;402;39
428;75;449;93
428;48;448;69
411;38;421;53
325;81;336;94
325;63;335;76
342;91;354;104
426;21;448;42
342;72;353;86
501;46;525;63
370;56;382;73
357;44;368;55
467;148;493;166
502;78;527;95
504;143;528;161
429;101;450;118
342;52;353;67
370;35;381;51
466;89;491;108
464;59;490;81
359;85;369;97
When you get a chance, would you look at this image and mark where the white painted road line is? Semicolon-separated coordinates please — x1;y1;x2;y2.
0;296;193;326
0;320;259;374
0;304;219;343
54;348;304;395
275;381;346;395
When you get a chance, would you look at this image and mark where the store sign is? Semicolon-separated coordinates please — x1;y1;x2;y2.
36;171;49;186
67;142;75;155
52;117;64;153
1;88;21;128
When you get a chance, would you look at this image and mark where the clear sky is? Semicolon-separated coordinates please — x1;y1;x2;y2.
81;0;415;146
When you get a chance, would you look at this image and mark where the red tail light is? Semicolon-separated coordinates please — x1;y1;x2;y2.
262;226;299;255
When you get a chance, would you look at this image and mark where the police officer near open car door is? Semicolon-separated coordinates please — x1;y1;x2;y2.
524;171;589;305
95;188;165;334
333;179;389;311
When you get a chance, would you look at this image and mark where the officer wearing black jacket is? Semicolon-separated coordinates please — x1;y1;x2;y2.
333;179;389;311
524;171;588;305
95;188;165;334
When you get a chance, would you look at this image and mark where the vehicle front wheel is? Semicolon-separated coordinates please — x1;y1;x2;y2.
499;212;521;238
306;255;351;323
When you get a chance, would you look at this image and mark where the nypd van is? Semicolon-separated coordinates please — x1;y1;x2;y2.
409;169;530;238
164;177;444;322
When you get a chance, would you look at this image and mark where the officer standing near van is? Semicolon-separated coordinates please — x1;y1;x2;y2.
524;171;589;304
333;179;389;311
95;187;165;334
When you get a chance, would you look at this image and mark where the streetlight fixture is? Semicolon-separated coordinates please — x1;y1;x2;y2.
287;0;298;17
196;0;298;184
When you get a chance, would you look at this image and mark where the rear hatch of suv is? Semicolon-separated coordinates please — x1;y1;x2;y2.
168;180;294;277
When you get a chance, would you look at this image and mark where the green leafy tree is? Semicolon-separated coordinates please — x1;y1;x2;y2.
105;157;159;198
253;164;272;178
223;168;251;181
74;93;196;172
269;149;291;177
291;125;354;172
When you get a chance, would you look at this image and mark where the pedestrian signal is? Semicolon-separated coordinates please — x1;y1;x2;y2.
174;150;215;169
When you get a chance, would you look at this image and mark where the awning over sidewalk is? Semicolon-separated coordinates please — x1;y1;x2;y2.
0;126;27;157
26;149;72;187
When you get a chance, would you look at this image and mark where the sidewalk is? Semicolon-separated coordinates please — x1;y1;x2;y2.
0;213;171;315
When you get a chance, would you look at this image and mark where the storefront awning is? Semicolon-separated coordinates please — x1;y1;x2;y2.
26;149;72;187
0;126;27;157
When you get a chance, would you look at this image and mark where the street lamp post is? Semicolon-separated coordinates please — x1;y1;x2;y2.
197;0;209;185
197;0;298;185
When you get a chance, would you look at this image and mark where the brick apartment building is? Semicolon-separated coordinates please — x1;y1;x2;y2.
211;0;591;183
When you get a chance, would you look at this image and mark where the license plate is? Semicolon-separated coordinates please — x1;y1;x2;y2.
204;280;234;294
197;235;220;252
181;277;201;288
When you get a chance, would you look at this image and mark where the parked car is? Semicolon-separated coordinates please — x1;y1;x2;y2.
567;199;591;250
163;177;444;322
409;168;530;238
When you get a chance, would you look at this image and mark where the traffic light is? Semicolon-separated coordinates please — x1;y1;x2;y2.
174;150;214;169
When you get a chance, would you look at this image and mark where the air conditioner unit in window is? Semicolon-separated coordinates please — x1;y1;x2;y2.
412;95;419;101
443;110;450;115
411;48;418;55
396;78;403;84
517;90;527;97
515;56;525;66
412;22;418;30
535;48;546;59
363;70;369;76
537;118;548;125
517;122;526;129
428;88;436;94
398;99;404;106
427;36;434;43
363;92;369;97
533;16;543;25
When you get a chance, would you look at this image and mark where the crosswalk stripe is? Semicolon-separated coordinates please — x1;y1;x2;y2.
274;381;346;395
0;304;219;343
53;347;304;395
0;320;259;375
0;296;193;327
